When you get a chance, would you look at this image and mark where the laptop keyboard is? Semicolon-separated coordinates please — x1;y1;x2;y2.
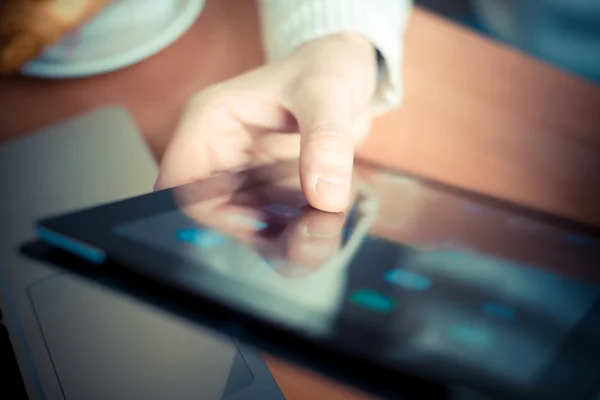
0;313;30;399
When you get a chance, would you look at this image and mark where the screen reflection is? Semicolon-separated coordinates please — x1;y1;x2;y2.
115;161;600;391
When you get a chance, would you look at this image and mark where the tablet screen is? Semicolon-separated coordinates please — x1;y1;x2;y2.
90;163;600;397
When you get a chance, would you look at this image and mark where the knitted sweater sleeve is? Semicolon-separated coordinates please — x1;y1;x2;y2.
258;0;413;115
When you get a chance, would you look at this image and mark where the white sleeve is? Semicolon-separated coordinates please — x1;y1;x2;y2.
258;0;413;115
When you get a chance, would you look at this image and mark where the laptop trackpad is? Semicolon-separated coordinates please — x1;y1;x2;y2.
29;274;254;400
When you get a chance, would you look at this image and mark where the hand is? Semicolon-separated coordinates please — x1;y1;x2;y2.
174;176;353;279
156;32;378;213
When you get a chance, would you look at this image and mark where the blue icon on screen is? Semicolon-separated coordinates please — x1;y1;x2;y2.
448;324;490;348
176;228;226;248
384;269;431;291
349;289;395;313
481;302;515;320
563;233;595;247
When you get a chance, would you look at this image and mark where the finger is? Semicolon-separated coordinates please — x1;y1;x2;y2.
156;89;292;191
279;207;345;272
353;110;373;146
287;77;357;213
264;170;361;277
155;95;245;190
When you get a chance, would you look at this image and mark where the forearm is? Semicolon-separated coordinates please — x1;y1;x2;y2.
258;0;413;115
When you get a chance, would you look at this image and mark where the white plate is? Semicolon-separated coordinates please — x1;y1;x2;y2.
21;0;205;78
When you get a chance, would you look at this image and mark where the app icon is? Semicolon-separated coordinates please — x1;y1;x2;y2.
227;214;268;231
349;289;395;313
384;269;431;291
481;302;515;320
448;324;490;348
263;203;303;219
176;228;226;248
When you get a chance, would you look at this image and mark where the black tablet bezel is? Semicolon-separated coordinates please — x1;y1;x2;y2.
34;160;600;400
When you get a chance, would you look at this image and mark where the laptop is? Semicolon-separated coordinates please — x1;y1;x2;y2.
0;106;285;400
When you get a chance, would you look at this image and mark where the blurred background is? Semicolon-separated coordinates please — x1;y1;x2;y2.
417;0;600;85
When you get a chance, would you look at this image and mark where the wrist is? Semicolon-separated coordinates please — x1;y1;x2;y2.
316;31;381;84
324;32;374;50
318;32;376;61
291;31;378;74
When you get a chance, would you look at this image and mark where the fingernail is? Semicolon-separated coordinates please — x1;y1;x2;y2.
315;176;348;209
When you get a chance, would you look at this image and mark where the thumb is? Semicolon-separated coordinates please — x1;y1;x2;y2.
288;77;357;213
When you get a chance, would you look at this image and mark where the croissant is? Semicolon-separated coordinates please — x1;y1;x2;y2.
0;0;112;74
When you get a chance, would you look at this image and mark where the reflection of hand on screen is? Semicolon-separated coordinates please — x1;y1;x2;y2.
165;172;376;333
177;176;353;278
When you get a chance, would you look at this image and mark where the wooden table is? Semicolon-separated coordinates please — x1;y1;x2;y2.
2;1;600;398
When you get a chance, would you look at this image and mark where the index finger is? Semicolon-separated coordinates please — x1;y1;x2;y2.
287;78;356;213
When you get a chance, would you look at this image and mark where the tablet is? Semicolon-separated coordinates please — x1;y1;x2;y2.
33;159;600;400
